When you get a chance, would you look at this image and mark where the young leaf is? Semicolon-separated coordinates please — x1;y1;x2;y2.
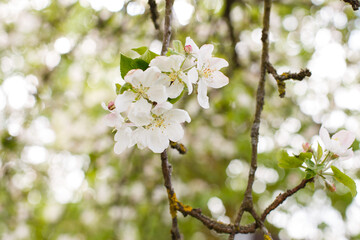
173;40;185;54
120;54;148;79
139;49;159;63
278;150;304;168
305;159;315;168
166;48;178;56
119;82;132;94
305;168;316;179
298;152;313;161
317;143;323;161
132;46;148;55
331;166;357;197
115;83;122;95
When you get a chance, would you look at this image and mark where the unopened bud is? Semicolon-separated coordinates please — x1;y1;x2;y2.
184;45;192;54
325;180;336;192
302;142;312;152
107;101;115;111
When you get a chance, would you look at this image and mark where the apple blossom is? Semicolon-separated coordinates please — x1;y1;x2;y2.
149;55;193;98
185;37;229;109
131;102;191;153
319;126;356;160
114;67;168;112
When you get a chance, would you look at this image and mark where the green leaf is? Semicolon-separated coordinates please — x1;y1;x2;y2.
120;54;149;79
305;159;315;168
277;150;304;169
166;48;178;56
132;46;148;55
305;168;316;179
331;166;357;197
298;152;313;161
139;49;159;63
115;83;122;95
131;47;159;63
317;143;323;161
119;82;132;94
173;40;184;54
168;89;184;104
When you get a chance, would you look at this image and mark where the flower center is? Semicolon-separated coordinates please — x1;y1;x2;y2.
147;115;168;131
201;67;214;78
135;84;149;100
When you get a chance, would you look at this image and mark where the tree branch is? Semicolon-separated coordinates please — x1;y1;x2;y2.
161;0;175;55
148;0;160;30
266;62;311;98
223;0;240;67
261;178;314;221
161;150;181;240
236;0;272;222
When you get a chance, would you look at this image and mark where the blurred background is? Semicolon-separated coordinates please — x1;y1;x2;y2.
1;0;360;239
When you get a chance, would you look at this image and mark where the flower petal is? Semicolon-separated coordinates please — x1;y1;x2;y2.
142;67;161;87
114;127;132;154
165;123;184;142
125;69;143;87
179;72;192;95
188;67;198;84
114;91;135;112
132;127;147;149
206;70;229;89
128;98;152;126
197;79;209;109
152;102;173;116
167;80;184;99
198;44;214;64
168;55;185;70
163;109;191;123
185;37;200;53
208;57;229;70
150;56;173;72
147;84;168;103
332;130;356;150
320;126;331;148
339;148;354;161
147;128;169;153
104;112;124;128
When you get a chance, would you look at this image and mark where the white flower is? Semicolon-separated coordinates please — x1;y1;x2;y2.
132;102;191;153
114;127;133;154
185;37;229;109
150;55;193;98
101;101;124;128
114;67;167;112
319;126;356;160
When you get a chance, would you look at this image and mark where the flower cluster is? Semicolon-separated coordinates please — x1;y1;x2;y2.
279;125;357;196
104;37;229;154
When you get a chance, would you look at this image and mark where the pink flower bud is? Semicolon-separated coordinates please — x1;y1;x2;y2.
107;101;115;111
184;45;192;54
302;142;312;152
325;180;336;192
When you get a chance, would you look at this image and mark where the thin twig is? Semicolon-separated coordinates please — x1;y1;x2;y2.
161;0;175;55
161;150;181;240
343;0;360;10
234;0;272;226
266;62;311;98
170;141;187;154
261;178;314;221
223;0;240;68
148;0;160;30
